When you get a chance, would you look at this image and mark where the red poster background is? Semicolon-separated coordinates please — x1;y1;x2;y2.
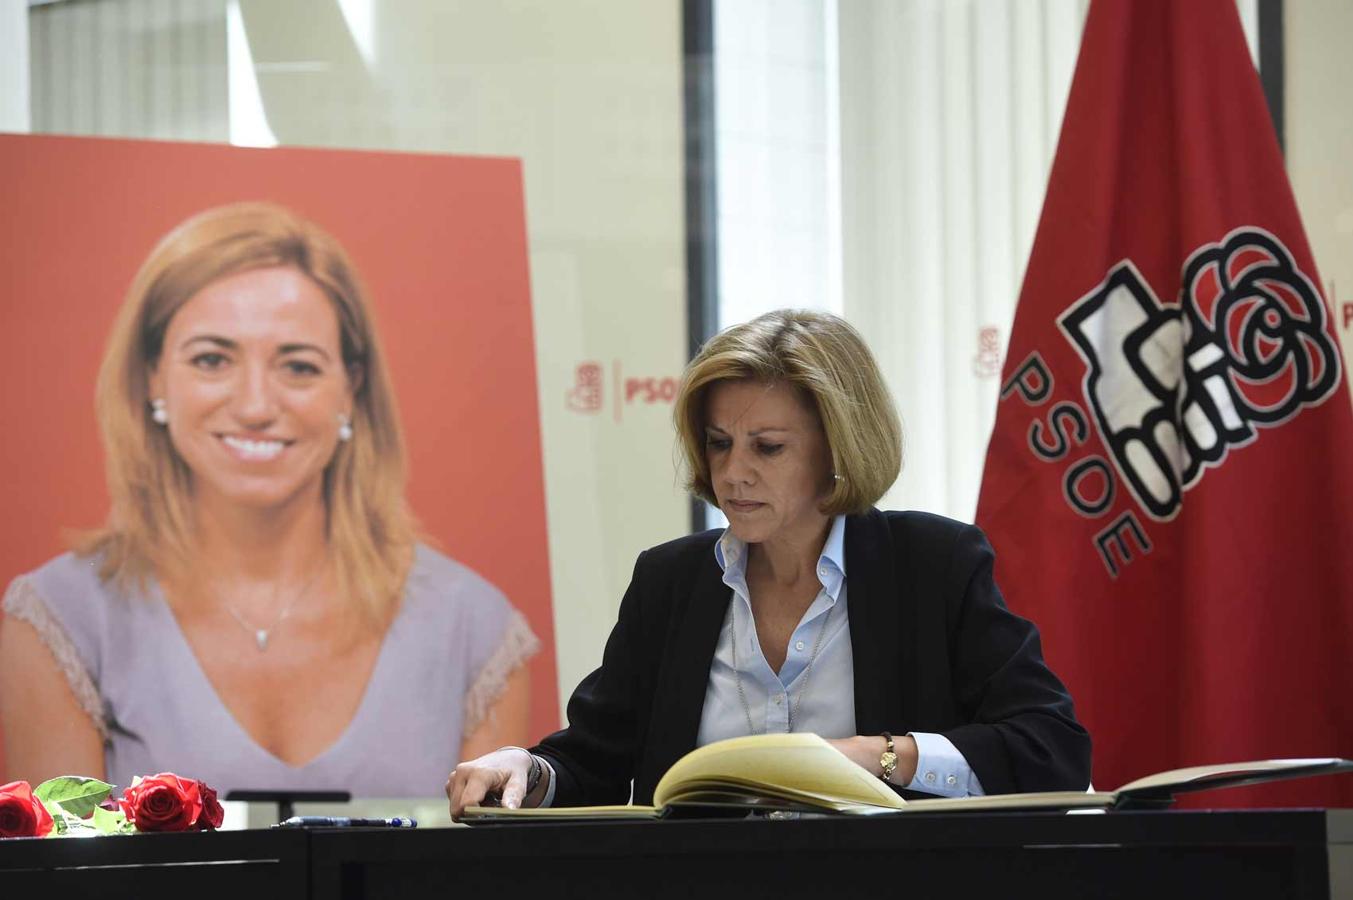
0;134;559;752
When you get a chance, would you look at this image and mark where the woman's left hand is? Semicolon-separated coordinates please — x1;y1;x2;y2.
826;734;919;785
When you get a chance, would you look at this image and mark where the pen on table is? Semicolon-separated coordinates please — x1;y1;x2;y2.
274;816;417;828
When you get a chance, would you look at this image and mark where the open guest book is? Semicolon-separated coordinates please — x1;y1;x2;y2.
461;733;1353;822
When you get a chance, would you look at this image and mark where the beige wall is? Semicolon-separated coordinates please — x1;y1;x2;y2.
1287;0;1353;406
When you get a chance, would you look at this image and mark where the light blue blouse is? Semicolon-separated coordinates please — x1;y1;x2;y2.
699;515;985;798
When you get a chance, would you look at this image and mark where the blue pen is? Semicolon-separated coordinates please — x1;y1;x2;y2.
275;816;417;828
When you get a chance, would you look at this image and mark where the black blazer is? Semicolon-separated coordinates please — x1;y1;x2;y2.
534;509;1091;806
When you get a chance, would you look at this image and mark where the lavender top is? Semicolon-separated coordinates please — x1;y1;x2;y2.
3;545;537;797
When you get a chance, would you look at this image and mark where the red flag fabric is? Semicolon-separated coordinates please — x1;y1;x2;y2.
976;0;1353;807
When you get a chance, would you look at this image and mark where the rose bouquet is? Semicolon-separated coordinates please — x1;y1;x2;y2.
0;773;223;838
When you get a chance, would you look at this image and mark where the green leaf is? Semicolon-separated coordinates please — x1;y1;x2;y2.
33;776;115;818
47;806;68;836
92;805;132;835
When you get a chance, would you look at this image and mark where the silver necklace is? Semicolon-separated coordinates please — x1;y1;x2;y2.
222;567;324;652
730;596;835;734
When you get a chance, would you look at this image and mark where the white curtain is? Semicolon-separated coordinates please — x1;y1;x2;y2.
837;0;1087;520
28;0;228;142
714;0;843;328
1;0;30;132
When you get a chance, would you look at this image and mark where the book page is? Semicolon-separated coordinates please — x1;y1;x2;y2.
898;791;1116;813
1115;758;1353;794
654;733;906;810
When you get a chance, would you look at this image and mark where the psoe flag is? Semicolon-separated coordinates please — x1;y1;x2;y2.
975;0;1353;807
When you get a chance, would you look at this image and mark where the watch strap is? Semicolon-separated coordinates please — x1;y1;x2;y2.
879;732;899;782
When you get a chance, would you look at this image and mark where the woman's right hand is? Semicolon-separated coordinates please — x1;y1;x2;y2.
445;746;540;820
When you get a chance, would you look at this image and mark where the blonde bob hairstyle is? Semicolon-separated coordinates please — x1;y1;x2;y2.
78;201;416;623
674;309;903;516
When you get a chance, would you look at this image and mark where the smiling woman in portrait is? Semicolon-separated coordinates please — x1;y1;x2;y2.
0;202;536;796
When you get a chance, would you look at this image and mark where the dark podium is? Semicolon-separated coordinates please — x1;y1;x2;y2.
5;810;1350;899
310;810;1353;899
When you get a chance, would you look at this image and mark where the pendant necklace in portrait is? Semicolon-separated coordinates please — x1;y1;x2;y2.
222;566;326;651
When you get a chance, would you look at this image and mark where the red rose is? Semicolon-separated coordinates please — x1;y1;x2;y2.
0;781;54;838
196;782;224;831
119;774;203;832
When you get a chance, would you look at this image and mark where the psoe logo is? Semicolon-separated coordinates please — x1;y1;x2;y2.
565;361;604;413
1058;227;1342;521
972;326;1003;378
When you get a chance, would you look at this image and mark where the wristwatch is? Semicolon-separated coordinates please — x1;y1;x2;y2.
879;732;898;782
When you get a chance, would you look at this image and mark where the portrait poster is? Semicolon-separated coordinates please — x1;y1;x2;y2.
0;134;559;755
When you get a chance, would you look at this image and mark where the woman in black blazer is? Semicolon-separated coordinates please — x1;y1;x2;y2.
448;310;1090;815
